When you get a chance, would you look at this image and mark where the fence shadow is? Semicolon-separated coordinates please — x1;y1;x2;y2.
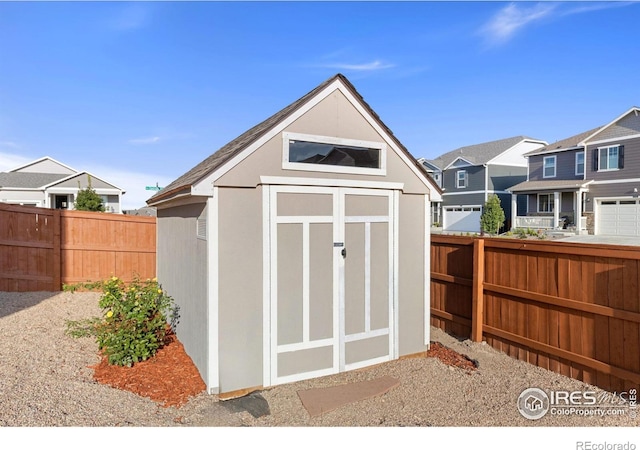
0;291;61;319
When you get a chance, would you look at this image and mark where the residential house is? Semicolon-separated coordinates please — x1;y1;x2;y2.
0;156;124;212
417;158;443;225
147;73;442;395
510;106;640;236
429;136;547;232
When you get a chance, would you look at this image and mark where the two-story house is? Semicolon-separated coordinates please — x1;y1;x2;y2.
429;136;547;232
509;106;640;236
0;156;125;212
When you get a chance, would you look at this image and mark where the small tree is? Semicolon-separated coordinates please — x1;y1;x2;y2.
74;175;105;212
480;194;505;236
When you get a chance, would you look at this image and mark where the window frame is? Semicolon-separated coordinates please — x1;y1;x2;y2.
537;193;554;213
282;132;387;176
543;155;556;178
456;170;468;189
575;151;584;176
598;145;620;171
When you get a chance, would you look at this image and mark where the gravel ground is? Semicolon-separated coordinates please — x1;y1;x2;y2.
1;290;638;430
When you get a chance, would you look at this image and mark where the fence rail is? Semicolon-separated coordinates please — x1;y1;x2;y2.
0;203;156;291
430;234;640;393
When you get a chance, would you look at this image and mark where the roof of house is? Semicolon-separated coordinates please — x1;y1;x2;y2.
524;127;602;156
508;179;593;193
149;73;440;204
429;136;540;170
0;172;68;189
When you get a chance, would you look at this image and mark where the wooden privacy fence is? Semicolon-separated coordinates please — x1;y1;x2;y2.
0;203;156;291
431;234;640;394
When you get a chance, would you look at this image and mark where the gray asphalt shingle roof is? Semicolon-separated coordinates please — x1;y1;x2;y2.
429;136;539;169
524;127;602;156
0;172;67;189
150;73;437;204
508;179;593;192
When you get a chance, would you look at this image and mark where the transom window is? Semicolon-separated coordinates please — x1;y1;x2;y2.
456;170;468;188
283;132;386;176
597;145;623;171
543;156;556;178
538;193;554;213
575;152;584;176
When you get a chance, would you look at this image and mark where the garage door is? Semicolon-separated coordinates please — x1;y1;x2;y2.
597;199;640;236
444;206;481;232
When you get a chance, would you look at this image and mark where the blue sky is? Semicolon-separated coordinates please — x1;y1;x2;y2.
1;1;639;209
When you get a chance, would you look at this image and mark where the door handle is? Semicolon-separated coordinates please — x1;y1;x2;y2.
341;247;347;258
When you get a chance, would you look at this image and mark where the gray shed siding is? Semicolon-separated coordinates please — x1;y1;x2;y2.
585;137;640;182
487;165;527;191
528;150;584;181
398;193;427;356
442;165;485;192
157;202;209;385
217;187;264;393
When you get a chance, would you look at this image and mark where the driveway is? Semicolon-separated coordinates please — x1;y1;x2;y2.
555;234;640;246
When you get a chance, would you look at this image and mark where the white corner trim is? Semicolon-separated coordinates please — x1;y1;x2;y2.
259;176;404;190
262;184;272;388
392;190;400;359
206;189;220;394
424;194;431;347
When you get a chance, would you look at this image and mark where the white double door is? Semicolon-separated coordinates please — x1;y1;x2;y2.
267;185;396;386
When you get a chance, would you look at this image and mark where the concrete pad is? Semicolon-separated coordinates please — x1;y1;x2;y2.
555;235;640;246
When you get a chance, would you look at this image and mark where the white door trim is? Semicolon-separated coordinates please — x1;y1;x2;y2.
263;184;397;386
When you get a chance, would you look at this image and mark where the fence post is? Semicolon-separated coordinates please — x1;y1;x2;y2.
471;238;485;342
52;210;61;291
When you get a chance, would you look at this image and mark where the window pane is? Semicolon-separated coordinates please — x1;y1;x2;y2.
608;147;618;169
289;140;381;168
599;149;608;170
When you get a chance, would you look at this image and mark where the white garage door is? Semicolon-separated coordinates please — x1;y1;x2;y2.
597;199;640;236
444;206;481;232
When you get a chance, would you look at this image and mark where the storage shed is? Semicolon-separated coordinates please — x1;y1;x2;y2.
147;74;442;395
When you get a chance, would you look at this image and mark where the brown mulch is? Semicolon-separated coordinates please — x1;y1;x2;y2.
90;337;476;409
90;332;206;408
426;341;478;373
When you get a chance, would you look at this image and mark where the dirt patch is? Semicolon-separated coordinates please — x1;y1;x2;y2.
90;332;206;408
426;341;478;373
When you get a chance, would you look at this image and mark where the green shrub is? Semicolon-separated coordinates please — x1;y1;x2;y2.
480;194;505;235
96;276;177;367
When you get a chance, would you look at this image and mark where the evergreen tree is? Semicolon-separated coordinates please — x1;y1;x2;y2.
480;194;505;235
74;175;105;212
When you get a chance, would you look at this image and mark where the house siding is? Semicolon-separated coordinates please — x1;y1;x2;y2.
442;165;485;192
157;202;209;386
528;149;584;181
584;182;640;213
589;112;640;141
487;165;527;191
442;192;486;208
585;137;640;182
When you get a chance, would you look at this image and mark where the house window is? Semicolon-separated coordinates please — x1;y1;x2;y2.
543;156;556;178
538;194;554;213
597;145;623;171
456;170;468;188
283;132;386;176
575;152;584;176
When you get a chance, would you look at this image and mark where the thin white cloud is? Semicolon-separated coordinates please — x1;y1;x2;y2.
128;136;161;145
480;3;557;46
0;141;19;149
0;151;32;172
109;3;152;31
559;1;636;17
316;60;396;72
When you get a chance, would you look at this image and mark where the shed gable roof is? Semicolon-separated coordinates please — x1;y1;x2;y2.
149;74;441;204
